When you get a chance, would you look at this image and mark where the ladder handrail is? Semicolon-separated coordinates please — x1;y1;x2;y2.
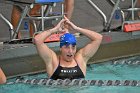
0;13;14;39
87;0;107;26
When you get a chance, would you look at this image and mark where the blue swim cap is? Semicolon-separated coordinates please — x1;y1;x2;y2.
60;33;77;48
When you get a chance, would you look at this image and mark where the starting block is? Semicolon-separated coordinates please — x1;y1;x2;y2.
44;33;64;42
123;23;140;32
34;32;64;43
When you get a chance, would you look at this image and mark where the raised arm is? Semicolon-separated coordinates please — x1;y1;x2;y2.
65;16;102;63
75;27;102;62
34;19;66;75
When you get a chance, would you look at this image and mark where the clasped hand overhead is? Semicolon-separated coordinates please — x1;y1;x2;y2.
52;16;78;33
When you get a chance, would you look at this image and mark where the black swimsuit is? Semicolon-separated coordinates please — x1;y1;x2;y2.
50;59;85;80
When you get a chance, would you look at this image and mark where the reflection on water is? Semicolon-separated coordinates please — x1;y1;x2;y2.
87;55;140;80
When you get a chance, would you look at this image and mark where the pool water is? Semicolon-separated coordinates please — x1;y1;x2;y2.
0;55;140;93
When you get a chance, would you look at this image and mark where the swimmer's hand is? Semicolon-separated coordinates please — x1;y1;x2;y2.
64;16;78;30
50;19;68;33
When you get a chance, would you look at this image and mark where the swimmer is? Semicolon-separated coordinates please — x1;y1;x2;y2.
34;16;102;80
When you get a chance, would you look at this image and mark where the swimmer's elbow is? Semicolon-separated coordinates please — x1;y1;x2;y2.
33;35;43;45
96;34;103;42
98;34;103;40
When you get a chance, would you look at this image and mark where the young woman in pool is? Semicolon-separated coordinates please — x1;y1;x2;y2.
34;16;102;80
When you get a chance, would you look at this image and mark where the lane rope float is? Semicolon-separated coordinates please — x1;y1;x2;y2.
7;78;140;87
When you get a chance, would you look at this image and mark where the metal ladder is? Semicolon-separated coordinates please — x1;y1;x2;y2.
0;0;64;40
87;0;139;32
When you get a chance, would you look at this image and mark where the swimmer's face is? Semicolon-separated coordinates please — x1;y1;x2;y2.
60;44;76;62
